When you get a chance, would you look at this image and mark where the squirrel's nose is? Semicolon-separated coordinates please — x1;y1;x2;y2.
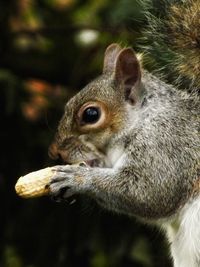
48;142;69;162
48;142;60;160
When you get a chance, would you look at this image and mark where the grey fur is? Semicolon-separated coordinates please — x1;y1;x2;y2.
49;65;200;221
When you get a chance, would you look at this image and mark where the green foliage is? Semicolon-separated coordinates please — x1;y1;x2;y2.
0;1;172;267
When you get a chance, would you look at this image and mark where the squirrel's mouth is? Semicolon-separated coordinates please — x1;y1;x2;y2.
85;158;101;167
65;158;102;168
52;159;102;168
49;139;104;167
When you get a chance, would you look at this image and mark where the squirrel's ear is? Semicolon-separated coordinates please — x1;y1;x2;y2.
114;48;141;105
103;43;122;74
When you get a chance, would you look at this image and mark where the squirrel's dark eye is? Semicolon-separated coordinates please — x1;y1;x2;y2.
82;107;101;124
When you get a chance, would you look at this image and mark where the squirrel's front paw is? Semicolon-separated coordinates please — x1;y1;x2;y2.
49;176;75;201
48;164;90;201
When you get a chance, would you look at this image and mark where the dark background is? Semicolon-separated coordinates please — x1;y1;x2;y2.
0;0;172;266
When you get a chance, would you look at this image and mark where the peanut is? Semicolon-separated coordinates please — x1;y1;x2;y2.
15;167;54;198
15;162;88;199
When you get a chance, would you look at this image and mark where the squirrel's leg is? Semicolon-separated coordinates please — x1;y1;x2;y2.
49;163;160;216
48;164;133;214
49;163;192;218
164;196;200;267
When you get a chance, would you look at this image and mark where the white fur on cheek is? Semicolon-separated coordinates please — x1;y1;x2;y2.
164;196;200;267
106;146;125;168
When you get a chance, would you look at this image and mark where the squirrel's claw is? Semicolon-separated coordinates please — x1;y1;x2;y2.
48;164;87;201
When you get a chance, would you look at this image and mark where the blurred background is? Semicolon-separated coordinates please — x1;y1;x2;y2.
0;0;172;266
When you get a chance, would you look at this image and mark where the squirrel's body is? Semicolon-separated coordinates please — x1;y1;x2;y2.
48;1;200;266
81;70;200;220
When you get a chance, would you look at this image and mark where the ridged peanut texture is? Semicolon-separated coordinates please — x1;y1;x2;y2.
15;167;55;198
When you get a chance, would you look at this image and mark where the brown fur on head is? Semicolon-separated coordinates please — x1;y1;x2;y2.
49;43;142;166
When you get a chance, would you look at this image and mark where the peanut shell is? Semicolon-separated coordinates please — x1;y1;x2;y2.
15;162;88;199
15;167;54;198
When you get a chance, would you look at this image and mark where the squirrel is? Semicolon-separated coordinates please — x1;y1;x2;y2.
48;0;200;267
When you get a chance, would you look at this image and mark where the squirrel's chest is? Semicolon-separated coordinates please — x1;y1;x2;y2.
105;146;125;168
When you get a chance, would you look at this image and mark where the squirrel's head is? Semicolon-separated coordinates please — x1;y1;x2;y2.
49;43;144;166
